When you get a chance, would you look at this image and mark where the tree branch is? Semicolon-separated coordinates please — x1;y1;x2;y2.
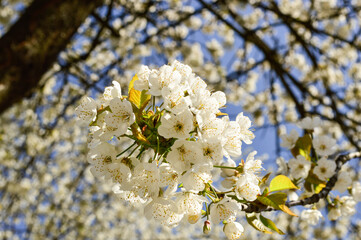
240;152;361;213
0;0;103;115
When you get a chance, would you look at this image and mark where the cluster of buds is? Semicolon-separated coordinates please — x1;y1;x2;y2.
76;61;262;239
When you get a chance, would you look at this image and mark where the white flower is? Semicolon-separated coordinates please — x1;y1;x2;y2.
134;65;151;91
288;155;311;179
244;151;262;175
107;162;131;185
221;176;238;189
158;109;194;139
144;198;183;227
236;113;255;144
301;209;323;225
312;136;337;156
299;116;322;130
167;140;204;173
221;118;242;158
148;65;182;96
104;98;135;134
171;60;193;84
88;142;116;178
333;171;352;193
280;129;299;149
328;206;341;221
223;222;244;240
190;89;224;117
161;86;190;114
199;116;226;139
313;157;336;181
75;97;98;123
187;76;207;96
352;181;361;201
276;157;288;175
340;196;356;216
159;163;179;196
132;162;160;198
176;192;207;223
210;197;240;224
181;164;212;192
235;174;260;201
200;138;223;165
102;81;122;104
112;187;147;205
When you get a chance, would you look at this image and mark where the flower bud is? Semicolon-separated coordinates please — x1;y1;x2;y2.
203;220;211;234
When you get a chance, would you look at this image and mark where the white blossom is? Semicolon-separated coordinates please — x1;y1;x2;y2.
210;197;240;224
352;181;361;201
235;174;260;201
301;209;323;225
223;221;244;240
75;97;98;123
134;65;151;91
158;109;194;139
333;171;352;193
235;113;255;144
313;136;337;156
288;155;311;179
299;116;322;130
313;157;336;181
280;129;299;149
181;164;212;192
104;98;135;134
167;140;204;173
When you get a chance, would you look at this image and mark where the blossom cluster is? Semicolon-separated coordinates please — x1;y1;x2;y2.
76;61;259;239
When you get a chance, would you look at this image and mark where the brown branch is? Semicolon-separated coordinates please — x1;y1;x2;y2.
0;0;103;115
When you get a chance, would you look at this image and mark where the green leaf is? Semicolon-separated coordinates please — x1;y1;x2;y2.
128;74;151;110
258;192;287;209
270;175;299;192
245;213;272;234
259;215;285;235
257;192;297;216
291;134;312;160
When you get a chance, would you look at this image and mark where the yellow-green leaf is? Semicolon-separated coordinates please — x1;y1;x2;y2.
258;192;287;209
270;175;299;192
259;214;285;235
245;213;272;234
278;204;298;217
128;74;151;110
258;192;297;216
291;134;312;160
128;74;138;94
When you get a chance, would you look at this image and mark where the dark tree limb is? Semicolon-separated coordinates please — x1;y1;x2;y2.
0;0;103;115
241;152;361;213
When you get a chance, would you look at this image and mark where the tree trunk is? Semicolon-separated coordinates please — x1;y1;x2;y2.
0;0;103;115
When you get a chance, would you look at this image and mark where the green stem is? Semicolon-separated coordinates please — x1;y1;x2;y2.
208;183;219;199
116;142;137;157
213;165;236;170
152;96;155;112
128;144;140;157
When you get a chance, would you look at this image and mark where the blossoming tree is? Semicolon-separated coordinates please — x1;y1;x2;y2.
0;0;361;239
